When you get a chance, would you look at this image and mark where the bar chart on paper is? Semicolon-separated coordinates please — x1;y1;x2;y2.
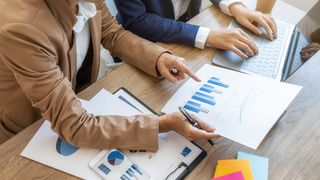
184;77;229;114
161;64;301;149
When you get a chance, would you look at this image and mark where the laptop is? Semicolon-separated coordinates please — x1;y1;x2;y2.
212;18;310;81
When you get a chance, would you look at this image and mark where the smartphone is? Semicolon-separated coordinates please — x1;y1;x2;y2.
89;149;151;180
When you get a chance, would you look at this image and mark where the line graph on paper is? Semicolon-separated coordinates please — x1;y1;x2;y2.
213;88;265;125
238;89;264;124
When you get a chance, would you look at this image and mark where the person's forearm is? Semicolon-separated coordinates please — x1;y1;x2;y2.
114;0;199;47
211;0;246;16
0;21;161;151
97;1;168;77
58;113;160;151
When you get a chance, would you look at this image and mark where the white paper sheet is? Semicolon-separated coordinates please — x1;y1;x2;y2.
123;131;202;180
21;89;204;180
113;89;203;180
21;89;141;179
161;64;302;149
114;89;154;114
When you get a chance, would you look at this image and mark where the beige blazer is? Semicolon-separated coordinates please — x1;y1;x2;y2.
0;0;168;151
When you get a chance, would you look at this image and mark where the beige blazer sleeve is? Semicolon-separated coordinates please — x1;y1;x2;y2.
97;1;168;77
0;13;161;151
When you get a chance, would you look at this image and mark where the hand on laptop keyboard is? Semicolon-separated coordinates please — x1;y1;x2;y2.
229;3;277;41
300;42;320;61
207;28;258;60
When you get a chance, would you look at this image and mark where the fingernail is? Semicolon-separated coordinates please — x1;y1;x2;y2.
268;35;273;40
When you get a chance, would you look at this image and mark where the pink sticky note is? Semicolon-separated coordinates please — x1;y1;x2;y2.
212;171;244;180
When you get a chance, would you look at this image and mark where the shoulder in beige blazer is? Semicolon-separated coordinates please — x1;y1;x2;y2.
0;0;168;151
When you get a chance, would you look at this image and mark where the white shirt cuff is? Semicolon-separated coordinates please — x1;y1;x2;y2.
219;0;245;16
195;27;210;49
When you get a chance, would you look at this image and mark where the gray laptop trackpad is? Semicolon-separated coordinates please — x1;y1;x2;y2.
213;50;244;71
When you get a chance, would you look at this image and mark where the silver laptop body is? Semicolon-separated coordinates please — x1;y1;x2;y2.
212;20;308;81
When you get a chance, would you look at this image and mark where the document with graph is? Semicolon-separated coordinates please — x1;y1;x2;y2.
161;64;302;149
21;89;206;180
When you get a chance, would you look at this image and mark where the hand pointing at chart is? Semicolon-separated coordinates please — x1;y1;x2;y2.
156;53;201;84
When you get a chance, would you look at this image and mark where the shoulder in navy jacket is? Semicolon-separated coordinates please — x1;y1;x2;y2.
115;0;222;47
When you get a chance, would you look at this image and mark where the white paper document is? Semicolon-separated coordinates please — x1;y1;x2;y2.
114;88;155;114
124;133;202;180
21;89;204;180
21;89;141;179
161;64;302;149
114;89;204;180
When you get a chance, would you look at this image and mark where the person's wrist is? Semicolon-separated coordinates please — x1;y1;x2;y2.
206;29;218;47
229;2;247;17
159;115;171;133
156;52;169;77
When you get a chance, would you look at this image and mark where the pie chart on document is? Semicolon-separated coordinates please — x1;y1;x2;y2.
56;137;79;156
107;150;124;166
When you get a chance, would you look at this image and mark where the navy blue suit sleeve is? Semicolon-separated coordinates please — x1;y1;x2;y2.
114;0;199;47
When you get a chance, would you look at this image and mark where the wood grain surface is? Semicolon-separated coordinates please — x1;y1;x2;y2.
0;1;319;179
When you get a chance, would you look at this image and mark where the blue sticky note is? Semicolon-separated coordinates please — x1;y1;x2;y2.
237;151;269;180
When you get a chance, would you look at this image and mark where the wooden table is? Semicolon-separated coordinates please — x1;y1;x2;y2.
1;1;320;179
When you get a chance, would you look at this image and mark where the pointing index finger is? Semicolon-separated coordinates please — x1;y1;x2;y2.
176;60;201;82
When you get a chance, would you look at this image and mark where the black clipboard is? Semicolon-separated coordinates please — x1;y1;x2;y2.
113;87;207;180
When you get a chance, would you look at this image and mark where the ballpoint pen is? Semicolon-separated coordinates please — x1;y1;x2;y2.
178;106;216;148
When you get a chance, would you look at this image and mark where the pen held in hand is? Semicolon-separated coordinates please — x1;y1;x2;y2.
178;106;216;148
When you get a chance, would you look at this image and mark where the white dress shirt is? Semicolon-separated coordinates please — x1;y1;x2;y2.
73;1;97;71
171;0;243;49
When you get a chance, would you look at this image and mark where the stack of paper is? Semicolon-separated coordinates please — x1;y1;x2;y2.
213;160;253;180
237;151;269;180
212;172;244;180
212;152;269;180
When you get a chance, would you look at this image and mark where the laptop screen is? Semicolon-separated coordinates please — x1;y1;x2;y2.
296;1;320;39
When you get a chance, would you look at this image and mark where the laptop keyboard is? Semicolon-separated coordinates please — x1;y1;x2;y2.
240;22;290;78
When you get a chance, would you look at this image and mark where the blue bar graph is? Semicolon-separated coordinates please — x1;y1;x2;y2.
192;92;215;105
195;92;214;99
200;84;223;94
121;174;131;180
184;76;228;114
121;164;146;180
211;76;220;81
131;164;143;175
184;101;210;113
126;168;138;179
208;77;229;88
200;87;211;93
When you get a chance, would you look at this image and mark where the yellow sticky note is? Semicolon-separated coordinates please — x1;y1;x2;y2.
213;160;253;180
